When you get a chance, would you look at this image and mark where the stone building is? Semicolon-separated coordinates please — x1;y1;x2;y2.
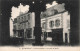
13;12;35;39
41;3;70;44
13;18;18;37
41;11;70;44
13;3;70;44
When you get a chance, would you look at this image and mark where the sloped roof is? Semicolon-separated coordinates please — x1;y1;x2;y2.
41;3;66;19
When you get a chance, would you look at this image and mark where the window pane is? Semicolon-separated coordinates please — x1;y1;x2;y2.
55;19;60;27
49;21;54;28
42;22;46;29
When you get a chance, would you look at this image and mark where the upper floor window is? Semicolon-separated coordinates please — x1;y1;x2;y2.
21;17;23;21
42;22;46;29
43;13;47;17
18;25;20;30
13;25;16;30
49;21;54;28
18;18;20;23
24;16;26;21
55;19;60;27
28;14;30;20
24;23;26;28
51;9;58;15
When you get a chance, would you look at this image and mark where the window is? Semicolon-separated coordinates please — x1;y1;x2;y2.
51;9;58;15
22;23;24;29
13;25;16;30
24;16;26;21
21;17;23;21
18;25;20;30
43;13;46;17
27;29;32;38
24;23;26;28
55;19;60;27
26;15;28;20
28;14;30;20
49;21;54;28
28;22;30;28
18;18;20;23
42;22;46;29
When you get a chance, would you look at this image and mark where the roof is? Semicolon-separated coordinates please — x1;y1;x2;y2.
41;3;66;19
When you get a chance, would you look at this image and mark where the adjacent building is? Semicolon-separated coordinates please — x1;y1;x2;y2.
13;18;18;37
41;11;70;43
13;3;70;44
13;12;35;39
41;3;70;43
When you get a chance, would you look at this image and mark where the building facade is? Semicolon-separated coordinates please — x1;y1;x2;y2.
41;11;70;43
13;12;35;39
13;18;18;37
41;3;70;44
13;3;70;44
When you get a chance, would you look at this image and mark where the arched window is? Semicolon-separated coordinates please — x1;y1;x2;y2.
55;19;60;27
49;21;54;28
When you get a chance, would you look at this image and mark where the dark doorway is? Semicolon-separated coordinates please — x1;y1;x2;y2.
65;33;68;43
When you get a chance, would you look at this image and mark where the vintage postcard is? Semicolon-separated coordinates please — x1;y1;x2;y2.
0;0;80;51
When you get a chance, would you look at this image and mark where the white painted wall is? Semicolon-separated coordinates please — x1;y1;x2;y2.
41;11;70;43
47;14;62;29
63;11;70;43
41;14;63;32
10;18;13;37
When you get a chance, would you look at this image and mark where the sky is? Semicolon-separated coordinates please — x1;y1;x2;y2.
10;1;58;37
11;1;58;20
46;1;58;8
11;3;29;20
